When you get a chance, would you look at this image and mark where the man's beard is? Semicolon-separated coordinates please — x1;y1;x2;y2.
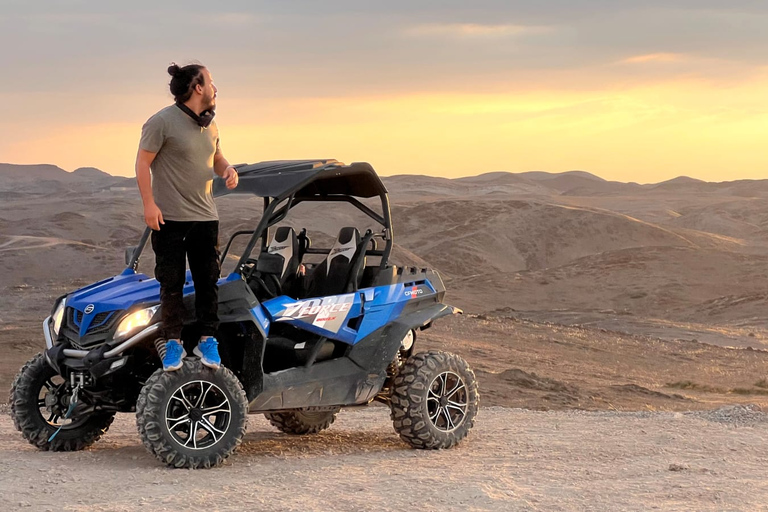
204;94;216;112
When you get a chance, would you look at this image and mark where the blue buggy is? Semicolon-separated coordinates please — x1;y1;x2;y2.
10;160;479;468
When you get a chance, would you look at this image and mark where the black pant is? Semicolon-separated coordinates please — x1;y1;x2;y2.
151;220;220;341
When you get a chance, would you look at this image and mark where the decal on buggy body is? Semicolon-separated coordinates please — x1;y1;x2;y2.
404;284;432;299
275;293;355;333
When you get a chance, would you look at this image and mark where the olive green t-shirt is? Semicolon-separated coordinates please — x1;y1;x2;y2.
139;104;219;221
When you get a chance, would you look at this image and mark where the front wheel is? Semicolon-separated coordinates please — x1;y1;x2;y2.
10;353;115;451
390;350;479;449
136;359;248;469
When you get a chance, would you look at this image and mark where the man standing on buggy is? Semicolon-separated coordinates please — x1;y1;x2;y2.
135;62;239;371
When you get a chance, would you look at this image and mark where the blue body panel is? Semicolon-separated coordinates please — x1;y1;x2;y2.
65;269;228;337
263;280;437;345
249;306;272;336
64;266;439;342
354;280;437;342
263;293;364;344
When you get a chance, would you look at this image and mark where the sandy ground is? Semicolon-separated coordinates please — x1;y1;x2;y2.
3;406;768;511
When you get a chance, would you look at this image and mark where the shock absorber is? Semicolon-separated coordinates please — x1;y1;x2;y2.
376;331;414;403
386;352;403;380
154;338;167;360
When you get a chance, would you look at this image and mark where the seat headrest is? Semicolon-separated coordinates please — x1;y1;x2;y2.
267;227;297;277
327;227;360;271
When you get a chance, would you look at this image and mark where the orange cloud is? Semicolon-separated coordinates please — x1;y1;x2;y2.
405;23;549;38
620;53;686;64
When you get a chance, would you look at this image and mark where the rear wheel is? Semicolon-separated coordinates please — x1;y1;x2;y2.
136;359;248;469
265;407;340;435
390;350;479;449
10;353;114;451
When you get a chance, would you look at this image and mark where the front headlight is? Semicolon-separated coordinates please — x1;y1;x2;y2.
52;298;66;336
115;305;159;340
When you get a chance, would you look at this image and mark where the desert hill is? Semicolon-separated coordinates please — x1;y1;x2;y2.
0;163;133;194
3;164;768;349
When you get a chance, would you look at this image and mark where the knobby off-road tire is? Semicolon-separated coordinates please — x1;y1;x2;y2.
264;407;341;435
136;359;248;469
390;350;479;449
10;353;114;451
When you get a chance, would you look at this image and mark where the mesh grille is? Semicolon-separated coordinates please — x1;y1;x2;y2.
90;311;112;328
61;307;122;349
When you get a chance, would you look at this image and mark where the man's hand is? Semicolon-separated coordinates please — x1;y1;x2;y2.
224;166;239;189
144;202;165;231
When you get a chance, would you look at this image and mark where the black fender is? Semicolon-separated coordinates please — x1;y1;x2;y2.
399;302;461;332
347;303;461;378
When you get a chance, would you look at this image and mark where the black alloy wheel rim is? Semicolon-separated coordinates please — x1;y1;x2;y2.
427;371;468;432
165;380;232;450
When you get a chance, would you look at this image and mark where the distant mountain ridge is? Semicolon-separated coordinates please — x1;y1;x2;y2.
0;163;72;182
71;166;113;179
657;176;705;185
0;163;115;182
2;163;767;198
0;163;133;193
517;170;606;182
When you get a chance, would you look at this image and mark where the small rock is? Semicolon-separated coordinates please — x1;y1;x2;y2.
669;463;689;472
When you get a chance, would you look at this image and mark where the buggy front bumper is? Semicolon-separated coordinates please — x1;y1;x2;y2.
44;322;161;380
62;324;160;359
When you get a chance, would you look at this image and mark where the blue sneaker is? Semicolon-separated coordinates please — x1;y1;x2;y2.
194;336;221;369
163;339;186;372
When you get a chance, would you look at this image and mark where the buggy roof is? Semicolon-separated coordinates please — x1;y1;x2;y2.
212;159;388;199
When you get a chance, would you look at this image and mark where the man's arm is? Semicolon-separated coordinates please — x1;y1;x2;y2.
213;150;239;190
135;149;164;230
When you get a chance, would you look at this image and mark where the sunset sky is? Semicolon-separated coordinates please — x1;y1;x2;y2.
2;1;768;183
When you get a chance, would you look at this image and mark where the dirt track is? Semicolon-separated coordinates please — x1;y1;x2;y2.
3;406;768;511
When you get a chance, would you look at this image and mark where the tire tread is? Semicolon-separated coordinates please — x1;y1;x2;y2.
265;408;340;435
135;359;248;469
9;353;114;452
390;350;479;450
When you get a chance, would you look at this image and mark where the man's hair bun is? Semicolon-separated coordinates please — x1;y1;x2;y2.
167;62;206;103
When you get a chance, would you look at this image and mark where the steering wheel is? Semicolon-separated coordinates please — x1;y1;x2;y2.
242;258;259;280
242;259;280;298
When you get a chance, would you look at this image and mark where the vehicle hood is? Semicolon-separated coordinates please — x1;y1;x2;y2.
63;271;236;338
65;272;164;315
65;270;235;314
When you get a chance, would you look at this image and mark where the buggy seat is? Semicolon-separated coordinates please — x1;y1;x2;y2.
248;226;301;298
306;227;366;297
267;227;300;285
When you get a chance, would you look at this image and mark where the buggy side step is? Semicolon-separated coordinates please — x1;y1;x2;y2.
248;358;385;412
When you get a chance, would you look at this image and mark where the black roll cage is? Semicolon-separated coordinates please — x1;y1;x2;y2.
126;161;394;275
228;191;394;274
